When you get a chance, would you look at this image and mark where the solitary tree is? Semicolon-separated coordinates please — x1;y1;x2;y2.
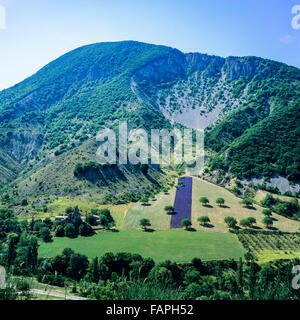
224;216;237;229
55;225;64;237
262;209;272;217
7;233;19;268
262;217;273;228
140;196;149;206
240;198;254;208
200;197;209;206
261;194;277;208
240;219;251;229
182;219;192;230
139;219;151;231
164;205;174;215
89;257;100;283
99;215;115;230
198;216;210;226
216;198;225;207
162;188;169;194
150;194;156;201
247;217;256;227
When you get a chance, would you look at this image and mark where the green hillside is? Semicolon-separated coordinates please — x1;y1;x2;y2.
205;60;300;152
0;41;299;201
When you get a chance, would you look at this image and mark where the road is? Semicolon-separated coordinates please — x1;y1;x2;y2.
30;289;87;300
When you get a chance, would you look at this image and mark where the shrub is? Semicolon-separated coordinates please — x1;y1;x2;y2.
65;207;74;215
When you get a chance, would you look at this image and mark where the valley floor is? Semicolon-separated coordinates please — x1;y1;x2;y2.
17;177;300;264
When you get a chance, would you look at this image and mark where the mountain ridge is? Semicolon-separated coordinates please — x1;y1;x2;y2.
0;40;299;200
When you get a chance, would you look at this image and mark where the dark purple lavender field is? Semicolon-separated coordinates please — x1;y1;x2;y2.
171;177;193;228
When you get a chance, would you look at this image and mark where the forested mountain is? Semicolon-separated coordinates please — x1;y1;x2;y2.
0;41;299;199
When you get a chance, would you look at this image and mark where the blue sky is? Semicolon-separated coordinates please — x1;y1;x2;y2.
0;0;299;90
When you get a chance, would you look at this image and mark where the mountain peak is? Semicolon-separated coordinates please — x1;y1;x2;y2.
0;41;299;194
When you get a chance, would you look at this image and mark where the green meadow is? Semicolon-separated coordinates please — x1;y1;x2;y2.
39;229;246;263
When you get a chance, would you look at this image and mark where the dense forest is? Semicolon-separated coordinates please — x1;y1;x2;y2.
209;99;300;182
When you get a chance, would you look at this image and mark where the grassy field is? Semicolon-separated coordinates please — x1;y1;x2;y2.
191;178;300;232
124;188;176;230
109;203;132;228
39;229;246;263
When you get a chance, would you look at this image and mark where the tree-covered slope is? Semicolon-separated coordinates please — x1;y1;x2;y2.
205;61;300;152
227;99;300;182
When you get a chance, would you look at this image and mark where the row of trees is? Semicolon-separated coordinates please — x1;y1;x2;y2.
3;245;300;300
199;196;258;209
180;216;273;230
224;216;273;229
199;197;226;206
